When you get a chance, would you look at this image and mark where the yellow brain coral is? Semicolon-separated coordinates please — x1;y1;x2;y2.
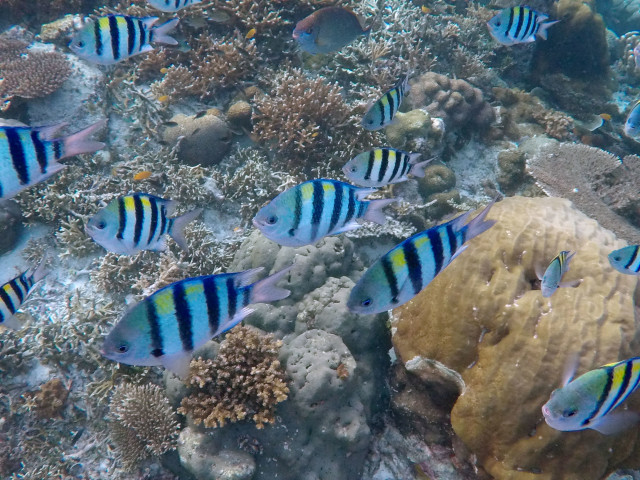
391;196;640;480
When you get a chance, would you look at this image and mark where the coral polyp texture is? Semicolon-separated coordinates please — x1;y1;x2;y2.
390;196;640;480
108;383;180;470
179;325;289;429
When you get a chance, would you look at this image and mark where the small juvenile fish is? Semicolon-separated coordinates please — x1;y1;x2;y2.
538;250;576;297
624;101;640;138
133;171;152;181
343;148;430;187
0;120;105;200
361;75;410;131
85;193;202;255
487;7;557;46
347;200;496;314
147;0;200;12
0;260;48;331
293;6;370;55
69;15;179;64
608;245;640;275
101;266;291;378
252;179;395;247
246;28;257;39
542;357;640;434
599;113;612;122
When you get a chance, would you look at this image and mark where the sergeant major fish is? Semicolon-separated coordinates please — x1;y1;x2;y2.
624;101;640;138
487;6;558;46
85;193;202;255
343;148;430;187
252;179;396;247
537;250;577;297
347;200;496;314
101;266;292;378
542;357;640;434
0;120;105;200
70;15;179;65
608;245;640;275
147;0;200;12
0;259;48;331
361;75;410;131
293;6;370;55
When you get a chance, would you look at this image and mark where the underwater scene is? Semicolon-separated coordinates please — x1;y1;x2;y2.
2;0;640;479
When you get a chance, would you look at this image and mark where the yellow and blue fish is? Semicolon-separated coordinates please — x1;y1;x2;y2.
361;75;410;131
608;245;640;275
0;260;48;331
543;357;640;434
487;7;557;46
147;0;200;12
347;200;496;314
343;148;430;187
537;250;576;297
101;266;291;378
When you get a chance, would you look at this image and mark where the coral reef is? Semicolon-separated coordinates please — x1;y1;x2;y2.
23;378;70;419
0;201;22;254
391;196;640;480
617;31;640;82
384;109;445;153
179;325;288;429
108;383;179;470
596;0;640;35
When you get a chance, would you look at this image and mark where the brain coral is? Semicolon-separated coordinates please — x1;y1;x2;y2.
391;196;640;480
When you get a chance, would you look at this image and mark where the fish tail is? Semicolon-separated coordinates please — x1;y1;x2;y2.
400;73;411;94
169;207;203;250
61;119;106;158
537;20;559;40
250;265;292;304
463;198;497;242
363;198;396;225
29;257;50;284
409;155;432;178
151;18;179;45
36;122;68;141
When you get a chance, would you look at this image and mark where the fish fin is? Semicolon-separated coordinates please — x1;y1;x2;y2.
230;267;264;288
399;73;411;94
0;314;25;331
535;263;545;281
214;307;254;338
60;119;106;159
169;208;203;250
354;187;378;200
333;220;362;234
250;265;292;303
564;251;576;272
363;198;396;225
42;161;66;179
559;279;581;288
449;245;468;262
161;353;192;380
561;352;580;387
139;44;154;53
154;237;168;252
409;157;432;178
163;199;178;217
536;20;559;40
591;411;640;435
28;257;50;284
141;16;160;28
36;122;68;141
462;198;498;242
151;18;179;45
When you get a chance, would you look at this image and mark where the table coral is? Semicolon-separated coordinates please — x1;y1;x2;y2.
179;325;289;429
391;196;640;480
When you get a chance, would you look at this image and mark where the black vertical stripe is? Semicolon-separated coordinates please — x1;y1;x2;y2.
173;282;193;351
328;182;344;232
94;19;103;56
6;128;29;185
125;16;136;55
624;245;639;270
403;240;423;295
242;286;250;307
381;255;399;303
137;19;146;48
378;149;389;183
288;187;302;237
523;9;535;39
364;151;375;181
603;362;633;416
8;279;24;304
389;151;402;181
506;8;515;37
175;0;181;8
18;274;31;293
427;228;444;275
116;197;127;240
345;187;355;224
0;311;4;324
30;131;48;173
146;300;164;357
108;15;120;61
445;224;458;257
0;287;16;314
377;100;386;126
626;361;640;399
203;276;220;335
401;154;412;177
53;140;62;159
159;205;168;235
147;196;159;246
310;180;325;242
514;6;525;39
387;91;396;119
226;278;237;320
583;366;613;425
133;195;144;247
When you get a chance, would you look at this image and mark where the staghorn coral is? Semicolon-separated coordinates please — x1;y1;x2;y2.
109;383;179;470
391;196;640;480
179;325;289;429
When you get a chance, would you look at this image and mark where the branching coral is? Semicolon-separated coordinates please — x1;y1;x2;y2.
179;325;289;429
109;383;179;470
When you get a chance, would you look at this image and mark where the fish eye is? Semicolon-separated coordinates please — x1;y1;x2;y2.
350;166;357;172
96;220;107;230
614;256;621;261
496;20;501;26
361;298;372;307
266;215;278;225
117;344;129;353
367;119;374;124
562;408;577;418
306;28;312;34
77;41;85;48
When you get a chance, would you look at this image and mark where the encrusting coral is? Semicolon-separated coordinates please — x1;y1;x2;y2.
23;378;70;419
391;196;640;480
179;325;289;429
108;383;180;470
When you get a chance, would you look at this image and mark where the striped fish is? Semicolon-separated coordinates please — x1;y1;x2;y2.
361;75;410;131
85;193;202;255
252;179;396;247
542;357;640;434
487;7;558;46
343;148;431;187
101;266;291;378
0;121;105;200
69;15;179;65
148;0;201;12
347;200;496;314
537;250;577;297
0;260;48;331
608;245;640;275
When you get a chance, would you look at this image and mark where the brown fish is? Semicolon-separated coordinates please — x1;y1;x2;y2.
293;7;370;54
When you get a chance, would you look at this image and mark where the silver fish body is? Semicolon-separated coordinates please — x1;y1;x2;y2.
487;7;557;46
361;75;410;131
0;260;48;331
540;250;575;297
343;148;429;187
147;0;201;12
608;245;640;275
624;101;640;138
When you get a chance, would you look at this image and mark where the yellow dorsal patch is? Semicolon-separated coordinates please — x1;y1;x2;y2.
390;249;407;270
98;17;111;30
2;284;14;296
380;95;389;106
374;149;383;162
116;16;128;28
123;196;136;213
322;182;335;193
301;183;315;201
413;235;430;250
153;289;176;316
611;363;628;390
184;282;204;297
0;131;6;140
140;196;152;208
